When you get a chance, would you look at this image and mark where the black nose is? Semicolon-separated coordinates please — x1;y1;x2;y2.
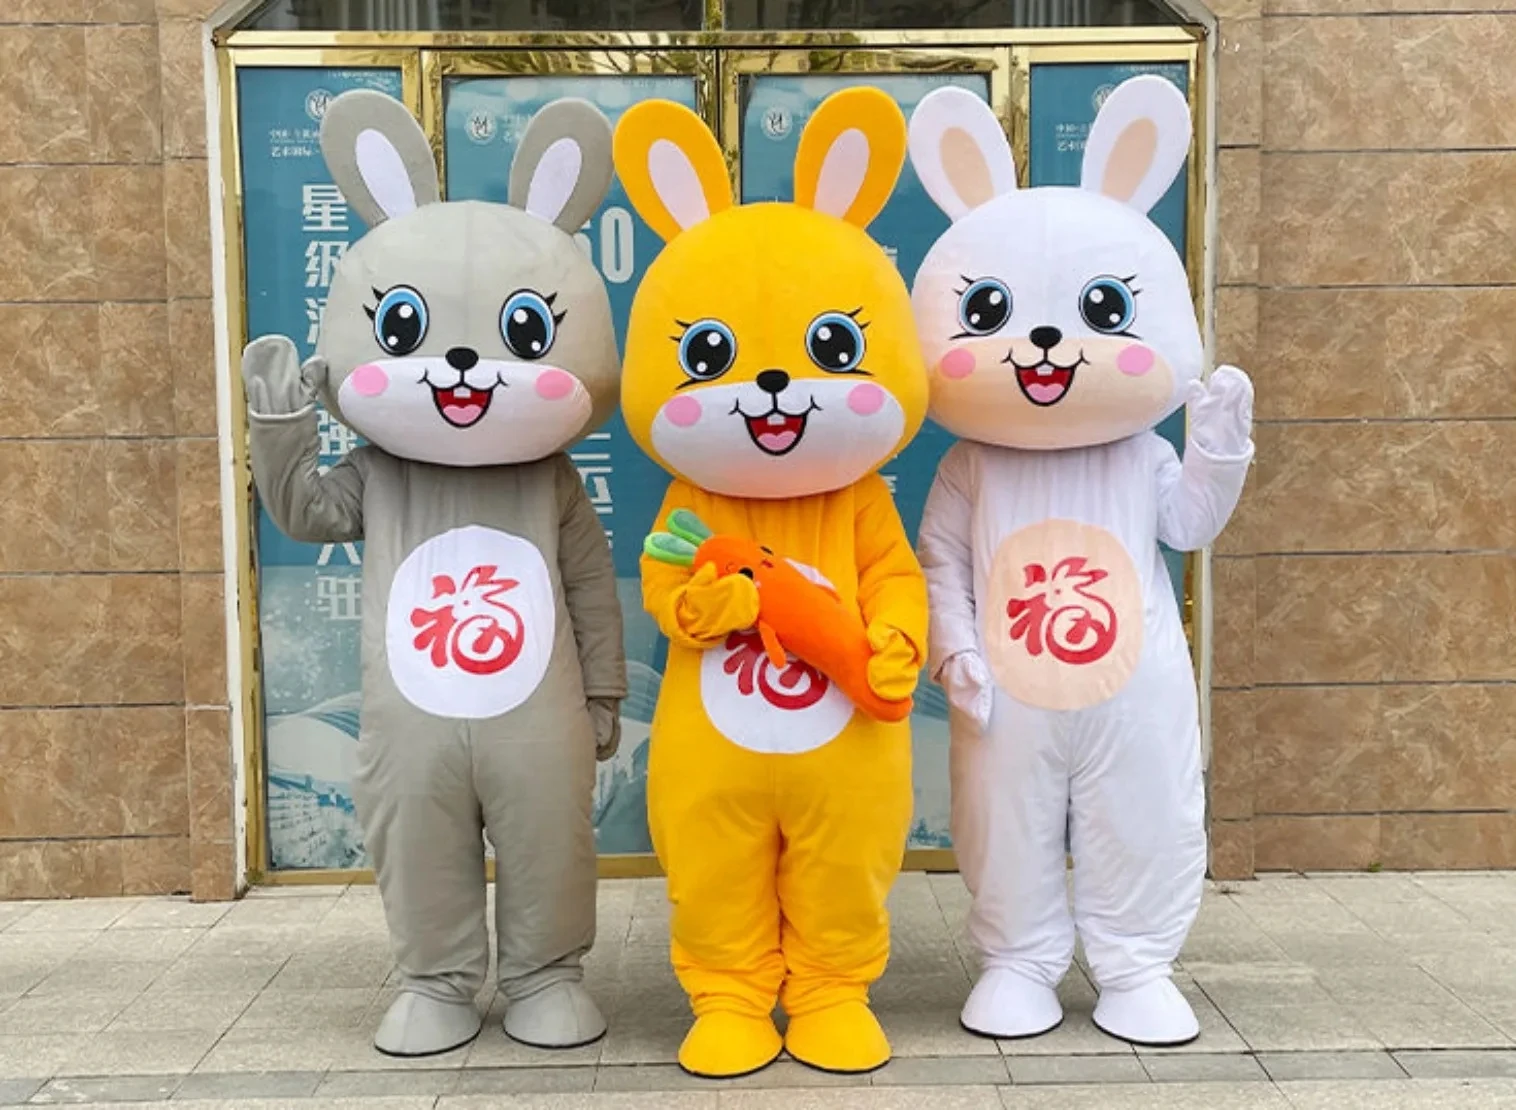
445;346;479;371
756;369;790;395
1029;326;1063;351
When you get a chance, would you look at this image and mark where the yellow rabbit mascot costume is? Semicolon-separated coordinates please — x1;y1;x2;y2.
613;88;930;1079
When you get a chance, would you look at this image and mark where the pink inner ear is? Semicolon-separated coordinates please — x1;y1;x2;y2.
350;363;388;397
663;395;701;428
1103;119;1159;203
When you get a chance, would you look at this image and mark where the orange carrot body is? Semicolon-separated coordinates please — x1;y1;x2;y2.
694;534;913;723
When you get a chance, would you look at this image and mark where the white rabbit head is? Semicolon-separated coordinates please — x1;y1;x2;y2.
907;76;1200;451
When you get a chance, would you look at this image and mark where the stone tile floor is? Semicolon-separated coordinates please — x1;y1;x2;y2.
2;873;1516;1106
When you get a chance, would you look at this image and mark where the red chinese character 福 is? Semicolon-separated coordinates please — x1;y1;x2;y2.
721;628;829;711
410;565;525;676
1006;556;1118;666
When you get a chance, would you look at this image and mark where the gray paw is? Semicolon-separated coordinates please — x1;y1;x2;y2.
373;991;482;1057
503;980;607;1049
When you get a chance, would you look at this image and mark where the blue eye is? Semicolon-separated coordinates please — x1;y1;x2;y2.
678;319;737;382
373;285;427;355
806;311;866;373
958;278;1012;336
1080;276;1137;335
500;289;558;360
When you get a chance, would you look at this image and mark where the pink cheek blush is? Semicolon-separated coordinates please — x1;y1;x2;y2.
847;383;886;416
939;348;976;380
535;368;576;401
662;395;702;428
349;364;389;397
1117;344;1156;377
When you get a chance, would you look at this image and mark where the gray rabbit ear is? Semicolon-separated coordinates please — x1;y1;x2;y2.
507;98;614;234
320;89;440;228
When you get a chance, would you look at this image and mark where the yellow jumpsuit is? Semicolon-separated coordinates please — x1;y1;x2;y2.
641;473;927;1076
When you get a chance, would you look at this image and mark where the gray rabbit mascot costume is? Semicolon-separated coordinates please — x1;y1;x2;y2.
242;90;626;1057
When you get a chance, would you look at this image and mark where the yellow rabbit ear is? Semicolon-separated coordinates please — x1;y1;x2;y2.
793;86;907;229
613;99;732;243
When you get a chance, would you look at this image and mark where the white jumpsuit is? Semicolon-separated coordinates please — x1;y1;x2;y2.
918;430;1250;1006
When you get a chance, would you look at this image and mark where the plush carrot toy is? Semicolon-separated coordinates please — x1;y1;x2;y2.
645;509;913;722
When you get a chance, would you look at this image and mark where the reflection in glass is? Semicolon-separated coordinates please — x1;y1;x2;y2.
238;0;702;31
725;0;1181;29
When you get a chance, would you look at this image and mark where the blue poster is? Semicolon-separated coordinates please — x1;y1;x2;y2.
444;74;702;856
1028;61;1192;604
740;72;990;850
240;66;401;870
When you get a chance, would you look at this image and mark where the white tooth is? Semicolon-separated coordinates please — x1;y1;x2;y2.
767;414;785;426
453;386;470;398
1037;366;1054;377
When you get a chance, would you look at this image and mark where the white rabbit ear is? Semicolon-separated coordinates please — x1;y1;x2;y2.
1080;75;1191;214
508;98;614;233
320;90;439;227
908;87;1017;222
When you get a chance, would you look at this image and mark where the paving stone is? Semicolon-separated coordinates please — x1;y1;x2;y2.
871;1056;1010;1086
0;1078;43;1105
1393;1049;1516;1079
1006;1053;1149;1085
173;1071;324;1099
1351;1003;1509;1051
318;1068;461;1097
1138;1052;1268;1082
1223;1003;1382;1052
109;902;229;932
0;993;132;1035
1276;1077;1516;1110
720;1088;1003;1110
1257;1050;1406;1081
0;1036;88;1080
29;1074;181;1103
444;1094;716;1110
57;1029;220;1077
1012;1081;1292;1108
8;902;141;934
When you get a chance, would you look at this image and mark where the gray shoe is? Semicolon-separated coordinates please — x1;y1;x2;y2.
373;991;482;1057
502;980;607;1049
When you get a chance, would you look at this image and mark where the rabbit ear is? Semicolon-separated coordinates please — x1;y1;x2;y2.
793;86;907;229
320;89;439;227
614;99;732;242
1080;75;1191;214
508;98;614;233
908;87;1017;222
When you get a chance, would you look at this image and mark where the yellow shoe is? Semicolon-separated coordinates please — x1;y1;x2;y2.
678;1011;783;1079
784;1000;891;1074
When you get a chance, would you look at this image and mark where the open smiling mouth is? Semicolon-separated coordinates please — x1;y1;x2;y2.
1007;354;1088;407
737;401;819;457
428;381;498;429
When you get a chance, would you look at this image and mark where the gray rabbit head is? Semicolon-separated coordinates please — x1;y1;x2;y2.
313;90;618;467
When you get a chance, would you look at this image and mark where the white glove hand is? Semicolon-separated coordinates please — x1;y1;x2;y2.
242;335;323;417
1186;365;1254;459
939;651;994;730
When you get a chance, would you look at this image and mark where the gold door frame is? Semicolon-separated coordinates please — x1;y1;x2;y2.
216;26;1207;887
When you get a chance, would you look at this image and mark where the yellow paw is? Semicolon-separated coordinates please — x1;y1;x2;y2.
784;1000;891;1074
678;1011;783;1079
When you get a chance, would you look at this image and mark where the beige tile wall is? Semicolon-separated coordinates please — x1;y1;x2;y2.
1209;0;1516;876
0;2;233;899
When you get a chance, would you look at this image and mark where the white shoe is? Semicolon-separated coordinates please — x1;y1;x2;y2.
1093;977;1199;1046
503;980;607;1049
373;991;482;1057
960;967;1063;1039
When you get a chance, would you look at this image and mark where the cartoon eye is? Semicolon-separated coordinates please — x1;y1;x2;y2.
373;286;428;356
500;289;558;360
806;311;866;373
1079;276;1137;335
958;278;1012;336
677;319;737;383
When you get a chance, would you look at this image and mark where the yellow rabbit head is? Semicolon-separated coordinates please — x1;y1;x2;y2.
614;87;927;499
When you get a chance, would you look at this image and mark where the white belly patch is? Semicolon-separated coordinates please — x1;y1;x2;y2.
385;525;555;719
698;560;855;755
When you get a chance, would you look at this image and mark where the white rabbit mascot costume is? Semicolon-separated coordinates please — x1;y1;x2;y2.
909;76;1254;1046
243;91;626;1057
